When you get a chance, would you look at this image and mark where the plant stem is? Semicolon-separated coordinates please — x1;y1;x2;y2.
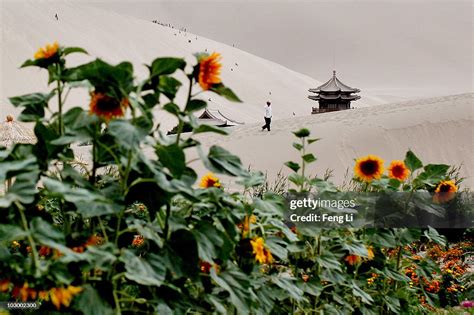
56;64;63;136
163;203;171;241
300;137;306;192
16;202;41;275
176;75;193;144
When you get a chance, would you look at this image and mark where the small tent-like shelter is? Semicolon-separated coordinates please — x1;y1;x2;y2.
197;109;243;127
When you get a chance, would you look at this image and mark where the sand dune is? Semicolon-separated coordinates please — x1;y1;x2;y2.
191;93;474;189
2;1;388;132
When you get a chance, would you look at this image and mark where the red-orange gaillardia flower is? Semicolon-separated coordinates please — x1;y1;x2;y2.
34;41;59;60
345;254;361;266
354;155;384;182
199;172;221;188
387;160;410;181
198;52;222;90
89;92;129;121
433;180;458;203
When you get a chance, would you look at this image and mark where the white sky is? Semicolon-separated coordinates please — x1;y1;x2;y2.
31;0;474;97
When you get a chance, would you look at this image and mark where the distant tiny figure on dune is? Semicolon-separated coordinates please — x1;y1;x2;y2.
54;13;58;20
293;112;295;116
188;40;191;43
261;101;272;132
269;91;272;95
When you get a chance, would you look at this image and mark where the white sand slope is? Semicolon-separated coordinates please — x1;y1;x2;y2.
191;94;474;189
1;1;387;132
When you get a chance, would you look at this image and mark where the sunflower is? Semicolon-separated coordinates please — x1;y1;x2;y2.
198;52;222;90
354;155;384;182
345;254;361;266
387;160;410;181
34;41;59;60
433;180;458;203
50;286;82;310
241;214;257;236
250;237;273;264
199;172;221;188
89;91;128;121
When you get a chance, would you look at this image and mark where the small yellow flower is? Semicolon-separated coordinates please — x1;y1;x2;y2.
250;237;273;264
199;172;221;188
198;52;222;90
34;41;59;60
367;246;375;260
50;286;82;310
354;155;384;182
387;160;410;181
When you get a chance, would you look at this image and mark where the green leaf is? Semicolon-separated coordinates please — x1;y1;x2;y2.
288;173;305;187
302;153;317;163
9;92;55;122
292;142;303;151
119;250;166;286
108;120;147;151
293;128;310;138
162;229;199;278
210;266;252;313
193;124;228;135
63;59;134;97
307;138;321;144
42;178;120;217
75;285;114;315
156;143;186;177
159;76;182;100
404;150;423;172
285;161;300;173
162;102;182;117
0;224;28;242
210;84;242;102
423;226;446;246
149;57;186;77
0;170;40;207
207;145;246;176
30;217;64;244
193;222;224;262
185;99;207;112
62;47;88;56
351;280;374;304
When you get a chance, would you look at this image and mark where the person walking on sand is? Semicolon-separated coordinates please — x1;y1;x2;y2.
261;101;272;131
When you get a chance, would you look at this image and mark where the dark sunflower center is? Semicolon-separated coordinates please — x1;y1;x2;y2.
96;95;120;111
438;184;452;193
392;166;404;177
360;160;378;175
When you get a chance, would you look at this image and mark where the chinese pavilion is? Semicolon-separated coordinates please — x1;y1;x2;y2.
308;71;360;114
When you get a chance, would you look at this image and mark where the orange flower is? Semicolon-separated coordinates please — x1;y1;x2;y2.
89;91;129;121
250;237;273;264
433;180;457;203
50;286;82;310
34;41;59;60
12;283;37;302
199;172;221;188
345;254;361;266
387;160;410;181
302;275;310;282
198;52;222;90
0;279;10;292
241;215;257;236
132;235;145;248
354;155;384;182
